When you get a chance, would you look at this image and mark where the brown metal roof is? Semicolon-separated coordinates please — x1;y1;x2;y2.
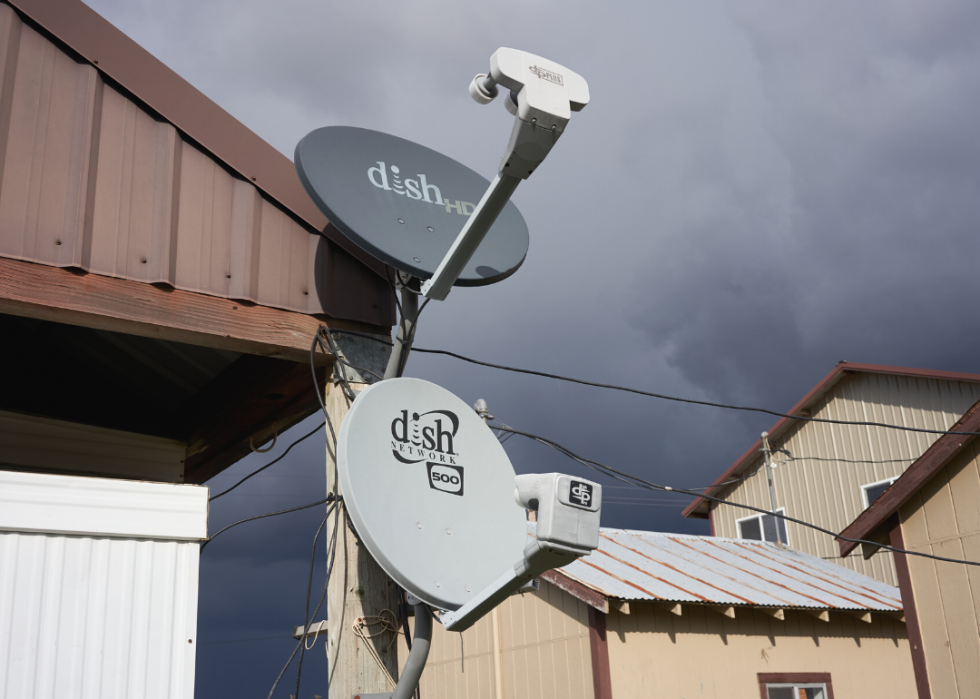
542;526;903;613
682;362;980;518
837;398;980;557
0;0;392;327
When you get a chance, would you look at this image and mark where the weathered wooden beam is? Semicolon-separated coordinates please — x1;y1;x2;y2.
539;570;609;614
181;355;328;484
804;609;830;622
708;605;736;619
0;257;382;365
610;600;630;615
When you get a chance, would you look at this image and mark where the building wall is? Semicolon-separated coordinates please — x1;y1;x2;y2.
712;372;980;585
0;409;186;482
605;603;915;698
0;470;207;699
899;440;980;698
399;581;595;699
0;3;360;319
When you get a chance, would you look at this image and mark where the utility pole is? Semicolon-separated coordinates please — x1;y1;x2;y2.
326;362;400;698
760;431;782;544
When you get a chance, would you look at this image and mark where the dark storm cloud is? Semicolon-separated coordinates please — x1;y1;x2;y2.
81;0;980;695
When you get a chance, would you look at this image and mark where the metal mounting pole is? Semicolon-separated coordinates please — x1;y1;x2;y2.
385;284;419;379
761;431;781;544
391;602;432;699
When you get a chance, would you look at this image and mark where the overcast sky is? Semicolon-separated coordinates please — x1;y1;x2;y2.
80;0;980;695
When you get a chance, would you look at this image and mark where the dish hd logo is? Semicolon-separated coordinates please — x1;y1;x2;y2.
390;409;465;496
368;162;476;217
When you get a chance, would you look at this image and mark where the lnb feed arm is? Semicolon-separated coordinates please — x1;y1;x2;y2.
421;49;589;301
439;473;601;632
471;47;591;179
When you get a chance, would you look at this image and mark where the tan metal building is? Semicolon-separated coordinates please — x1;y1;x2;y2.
401;527;914;699
839;398;980;699
682;363;980;586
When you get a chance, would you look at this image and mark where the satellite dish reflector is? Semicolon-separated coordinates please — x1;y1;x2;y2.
295;126;530;286
337;378;528;611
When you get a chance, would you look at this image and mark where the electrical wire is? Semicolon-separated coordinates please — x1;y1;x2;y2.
267;497;341;699
492;423;980;568
200;496;335;552
209;421;326;502
321;328;980;439
294;510;329;699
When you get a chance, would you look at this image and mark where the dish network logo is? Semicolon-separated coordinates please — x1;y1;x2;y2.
390;409;459;465
368;162;475;216
390;409;465;496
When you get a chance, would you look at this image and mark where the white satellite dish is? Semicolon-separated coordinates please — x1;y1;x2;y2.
338;377;529;611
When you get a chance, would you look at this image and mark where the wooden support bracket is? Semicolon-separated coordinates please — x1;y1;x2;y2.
610;600;630;615
804;609;830;622
758;607;785;621
850;611;873;624
708;605;736;619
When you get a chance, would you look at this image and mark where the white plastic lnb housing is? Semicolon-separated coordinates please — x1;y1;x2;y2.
514;473;602;552
439;473;601;633
489;48;590;179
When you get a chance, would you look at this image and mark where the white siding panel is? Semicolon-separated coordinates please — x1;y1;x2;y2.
0;470;208;540
0;532;199;699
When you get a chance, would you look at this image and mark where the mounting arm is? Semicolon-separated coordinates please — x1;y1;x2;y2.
421;49;590;301
439;473;602;632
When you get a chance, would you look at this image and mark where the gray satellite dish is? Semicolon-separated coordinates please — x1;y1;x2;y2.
295;126;530;286
337;377;529;611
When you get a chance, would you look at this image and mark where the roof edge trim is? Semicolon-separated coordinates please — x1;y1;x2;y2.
682;362;980;518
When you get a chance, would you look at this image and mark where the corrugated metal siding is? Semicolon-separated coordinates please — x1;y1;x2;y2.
399;580;594;699
900;441;980;699
713;373;980;586
553;527;901;611
606;602;915;698
0;4;338;316
0;532;199;699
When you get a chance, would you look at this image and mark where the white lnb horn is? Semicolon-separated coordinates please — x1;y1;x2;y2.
469;73;498;104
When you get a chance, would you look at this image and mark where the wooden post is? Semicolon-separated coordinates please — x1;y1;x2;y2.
325;377;400;698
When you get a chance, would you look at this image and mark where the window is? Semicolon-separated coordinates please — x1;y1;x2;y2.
737;509;788;544
766;684;827;699
862;478;896;509
758;673;833;699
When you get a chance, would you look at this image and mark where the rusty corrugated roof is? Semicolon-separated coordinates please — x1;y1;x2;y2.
549;526;902;611
0;2;391;326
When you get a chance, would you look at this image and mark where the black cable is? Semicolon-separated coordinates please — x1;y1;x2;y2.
493;424;980;568
200;496;334;552
322;328;980;439
294;510;330;699
267;500;340;699
208;421;326;502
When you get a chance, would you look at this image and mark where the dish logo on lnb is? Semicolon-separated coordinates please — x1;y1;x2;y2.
428;463;464;496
